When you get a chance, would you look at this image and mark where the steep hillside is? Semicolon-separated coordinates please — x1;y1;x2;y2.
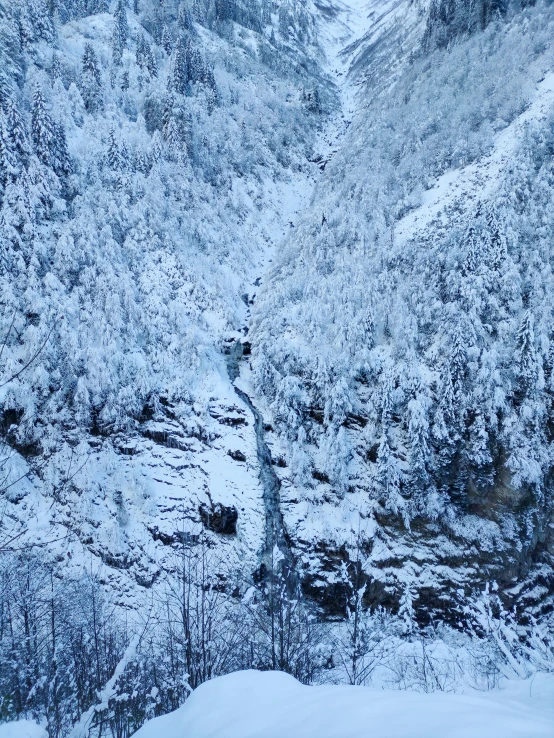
0;0;553;734
252;0;554;621
0;0;337;598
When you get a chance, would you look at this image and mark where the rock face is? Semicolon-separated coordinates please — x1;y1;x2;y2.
199;502;238;536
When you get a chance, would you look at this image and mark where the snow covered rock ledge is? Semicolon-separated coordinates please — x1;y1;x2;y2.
133;669;554;738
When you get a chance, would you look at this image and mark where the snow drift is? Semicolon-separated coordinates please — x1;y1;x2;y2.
132;669;554;738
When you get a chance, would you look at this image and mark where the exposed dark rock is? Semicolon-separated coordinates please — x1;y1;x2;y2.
148;526;200;546
312;468;330;483
309;407;324;424
94;549;134;570
134;569;160;588
344;412;368;429
115;439;139;455
199;502;238;535
217;415;247;427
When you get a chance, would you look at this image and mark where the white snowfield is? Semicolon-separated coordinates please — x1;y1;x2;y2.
395;71;554;246
0;722;47;738
132;670;554;738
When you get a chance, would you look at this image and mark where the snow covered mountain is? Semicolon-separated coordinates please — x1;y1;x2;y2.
252;0;554;622
0;0;334;599
0;0;553;733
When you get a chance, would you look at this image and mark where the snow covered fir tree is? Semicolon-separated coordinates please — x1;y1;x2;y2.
0;0;553;735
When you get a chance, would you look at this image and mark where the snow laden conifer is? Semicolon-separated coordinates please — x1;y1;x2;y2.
178;1;195;33
31;85;55;167
516;310;540;397
136;35;158;77
107;124;122;170
398;584;416;636
81;43;102;112
376;434;407;526
30;84;70;178
0;113;18;192
161;24;173;54
466;411;494;494
112;0;129;65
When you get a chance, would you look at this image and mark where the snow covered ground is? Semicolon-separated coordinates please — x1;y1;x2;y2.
0;723;47;738
395;70;554;246
131;669;554;738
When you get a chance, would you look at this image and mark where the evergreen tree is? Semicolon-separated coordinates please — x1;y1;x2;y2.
398;584;416;635
136;35;157;77
178;1;195;32
363;308;375;350
51;121;71;177
31;85;55;167
380;369;395;429
407;391;430;489
50;52;62;85
114;0;129;47
136;34;145;69
0;3;21;83
112;0;129;65
107;125;121;169
172;36;204;95
0;74;13;112
17;4;35;50
161;24;172;54
433;363;460;474
516;310;540;398
376;434;407;526
467;411;494;493
5;96;29;164
462;220;480;275
163;115;182;161
81;43;102;113
484;203;507;271
30;0;55;42
112;25;123;66
0;113;18;192
88;0;110;11
449;323;468;409
149;129;163;164
120;138;130;169
215;0;235;23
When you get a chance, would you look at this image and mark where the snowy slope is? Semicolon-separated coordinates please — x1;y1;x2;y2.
251;0;554;620
395;71;554;246
133;669;554;738
1;0;554;734
0;0;337;604
0;0;415;613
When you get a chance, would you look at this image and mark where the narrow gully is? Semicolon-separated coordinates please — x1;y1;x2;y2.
223;3;368;588
225;338;295;585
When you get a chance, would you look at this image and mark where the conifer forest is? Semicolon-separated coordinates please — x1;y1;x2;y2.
0;0;553;735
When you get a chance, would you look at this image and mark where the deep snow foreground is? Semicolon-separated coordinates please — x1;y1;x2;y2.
133;670;554;738
0;723;47;738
